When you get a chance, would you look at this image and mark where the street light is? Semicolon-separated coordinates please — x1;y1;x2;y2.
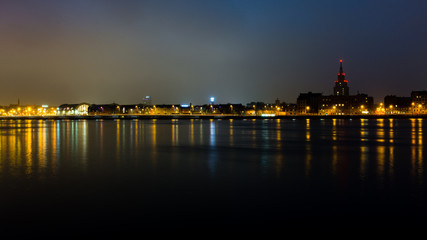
411;102;415;114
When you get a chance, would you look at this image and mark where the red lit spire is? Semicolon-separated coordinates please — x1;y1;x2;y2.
336;58;347;80
334;58;349;96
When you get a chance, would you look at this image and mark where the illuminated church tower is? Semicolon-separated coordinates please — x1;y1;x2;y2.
333;59;349;96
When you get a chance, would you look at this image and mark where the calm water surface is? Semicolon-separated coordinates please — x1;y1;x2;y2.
0;118;426;231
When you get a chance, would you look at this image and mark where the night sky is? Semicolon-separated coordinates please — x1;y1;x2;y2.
1;0;426;105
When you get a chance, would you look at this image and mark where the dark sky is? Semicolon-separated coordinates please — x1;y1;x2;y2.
1;0;426;105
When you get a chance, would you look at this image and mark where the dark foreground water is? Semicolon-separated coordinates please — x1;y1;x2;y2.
0;118;426;232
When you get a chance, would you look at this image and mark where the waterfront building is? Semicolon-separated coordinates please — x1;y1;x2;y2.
411;91;427;114
1;104;56;116
88;103;121;115
151;104;181;115
297;92;322;114
282;103;297;115
119;104;147;114
384;95;411;114
319;59;373;115
333;59;349;96
58;103;90;115
180;104;192;114
215;104;244;115
320;94;373;115
274;101;297;116
246;102;267;110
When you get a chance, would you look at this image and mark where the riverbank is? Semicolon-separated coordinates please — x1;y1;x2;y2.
0;114;426;120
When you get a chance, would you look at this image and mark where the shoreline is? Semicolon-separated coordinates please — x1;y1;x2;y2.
0;114;426;120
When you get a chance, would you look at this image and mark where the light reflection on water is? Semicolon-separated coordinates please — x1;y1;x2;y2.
305;118;311;177
229;119;234;147
388;119;394;181
0;118;426;229
411;118;424;186
0;118;424;188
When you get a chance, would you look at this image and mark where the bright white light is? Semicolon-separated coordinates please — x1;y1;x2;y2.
210;97;215;102
181;104;189;107
42;105;48;108
261;114;276;117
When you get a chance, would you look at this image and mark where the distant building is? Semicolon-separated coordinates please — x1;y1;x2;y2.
152;105;181;115
180;104;192;114
319;59;374;115
2;104;56;116
321;94;373;115
246;102;266;110
119;104;147;114
213;104;244;115
143;96;152;105
277;103;297;115
88;103;121;115
297;92;322;114
58;103;90;115
411;91;427;114
334;59;349;96
384;95;411;114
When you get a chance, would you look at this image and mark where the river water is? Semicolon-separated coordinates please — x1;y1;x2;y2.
0;118;425;231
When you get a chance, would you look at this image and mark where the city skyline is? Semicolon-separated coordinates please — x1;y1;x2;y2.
1;1;427;232
2;59;425;108
1;0;427;105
